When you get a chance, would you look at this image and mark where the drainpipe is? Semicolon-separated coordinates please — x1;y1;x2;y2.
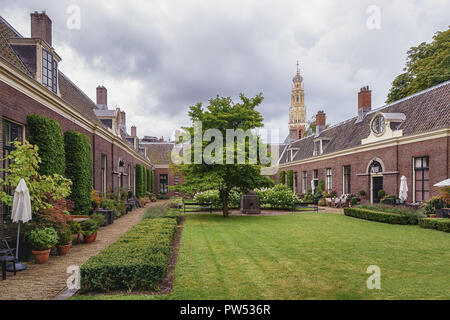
111;141;114;193
92;132;96;190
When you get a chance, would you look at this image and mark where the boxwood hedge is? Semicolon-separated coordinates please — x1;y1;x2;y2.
27;114;66;176
135;164;145;198
419;218;450;233
80;218;178;292
344;207;418;225
64;131;93;215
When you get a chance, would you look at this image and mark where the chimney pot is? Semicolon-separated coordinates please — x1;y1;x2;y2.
96;86;107;106
357;85;372;122
315;111;326;136
131;126;137;137
31;11;52;46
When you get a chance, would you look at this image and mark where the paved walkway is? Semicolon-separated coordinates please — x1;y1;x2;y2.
0;201;165;300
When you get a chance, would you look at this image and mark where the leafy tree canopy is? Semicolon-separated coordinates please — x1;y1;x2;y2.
172;94;274;217
387;27;450;103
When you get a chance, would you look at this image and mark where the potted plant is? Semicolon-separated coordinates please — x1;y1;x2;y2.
57;227;72;256
28;227;58;264
81;219;100;244
69;220;82;245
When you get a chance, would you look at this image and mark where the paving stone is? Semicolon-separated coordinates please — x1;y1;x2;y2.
0;202;164;300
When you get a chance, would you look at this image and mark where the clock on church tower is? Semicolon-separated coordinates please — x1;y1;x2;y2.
289;61;307;141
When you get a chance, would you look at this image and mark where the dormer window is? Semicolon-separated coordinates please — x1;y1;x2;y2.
313;141;320;156
42;49;57;93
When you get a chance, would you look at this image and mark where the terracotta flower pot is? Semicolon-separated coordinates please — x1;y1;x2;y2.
57;244;71;256
32;249;51;264
84;233;97;244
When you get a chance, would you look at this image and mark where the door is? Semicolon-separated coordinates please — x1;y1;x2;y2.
372;177;383;203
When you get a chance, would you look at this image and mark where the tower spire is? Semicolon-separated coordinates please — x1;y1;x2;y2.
296;60;300;73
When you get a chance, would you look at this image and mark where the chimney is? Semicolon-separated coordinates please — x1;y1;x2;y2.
121;111;126;127
357;86;372;122
131;126;137;137
96;86;107;107
316;111;326;136
31;11;52;47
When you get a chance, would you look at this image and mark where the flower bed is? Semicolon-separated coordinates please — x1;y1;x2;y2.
80;217;178;292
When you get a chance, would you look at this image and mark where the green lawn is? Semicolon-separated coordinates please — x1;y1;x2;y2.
75;213;450;300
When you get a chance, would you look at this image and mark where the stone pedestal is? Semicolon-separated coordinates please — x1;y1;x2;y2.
240;191;261;215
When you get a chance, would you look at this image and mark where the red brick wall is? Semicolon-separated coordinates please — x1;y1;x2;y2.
279;137;449;203
0;81;152;198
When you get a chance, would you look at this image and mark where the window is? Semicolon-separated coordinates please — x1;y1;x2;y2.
2;119;24;220
313;170;319;188
101;155;107;193
42;49;58;93
344;166;351;194
314;141;320;156
159;174;168;194
302;171;308;194
326;168;332;192
414;157;430;202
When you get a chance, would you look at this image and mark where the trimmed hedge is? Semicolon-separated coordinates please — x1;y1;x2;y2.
135;164;145;198
419;218;450;233
81;217;178;292
150;170;154;192
64;131;93;215
144;206;182;224
344;207;418;225
287;170;294;191
27;114;66;176
147;169;152;192
279;171;286;185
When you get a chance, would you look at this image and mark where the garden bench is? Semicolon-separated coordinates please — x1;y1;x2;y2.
292;202;318;213
183;202;213;213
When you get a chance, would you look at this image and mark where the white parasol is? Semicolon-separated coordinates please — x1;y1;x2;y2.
399;176;408;202
9;179;32;271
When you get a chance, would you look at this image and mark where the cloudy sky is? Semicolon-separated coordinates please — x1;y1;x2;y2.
1;0;449;142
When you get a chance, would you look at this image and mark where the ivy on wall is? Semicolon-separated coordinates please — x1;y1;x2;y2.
27;114;66;176
64;131;93;215
287;170;294;191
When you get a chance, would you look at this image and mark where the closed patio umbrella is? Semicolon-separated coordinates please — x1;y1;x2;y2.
399;176;408;203
311;180;315;194
8;178;32;271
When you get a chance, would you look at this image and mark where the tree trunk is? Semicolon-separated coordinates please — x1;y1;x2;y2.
222;189;230;218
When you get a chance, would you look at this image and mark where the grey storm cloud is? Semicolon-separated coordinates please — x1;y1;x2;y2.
1;0;450;141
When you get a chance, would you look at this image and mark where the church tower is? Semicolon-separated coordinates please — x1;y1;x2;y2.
289;62;307;141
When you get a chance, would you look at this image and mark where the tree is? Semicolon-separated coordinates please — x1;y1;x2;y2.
387;27;450;103
173;94;273;217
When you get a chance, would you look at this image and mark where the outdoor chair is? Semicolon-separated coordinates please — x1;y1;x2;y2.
0;224;16;281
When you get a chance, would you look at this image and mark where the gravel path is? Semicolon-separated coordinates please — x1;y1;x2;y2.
0;201;165;300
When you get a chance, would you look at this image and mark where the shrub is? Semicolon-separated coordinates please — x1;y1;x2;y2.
81;219;100;236
81;218;178;292
143;167;148;195
27;114;66;176
90;213;106;227
58;227;72;246
344;207;418;225
279;171;286;185
193;189;241;209
69;221;81;235
359;190;366;197
28;227;58;250
64;131;93;215
357;204;425;218
168;197;183;209
287;170;294;191
419;218;450;233
318;198;326;206
255;184;298;209
101;198;126;217
378;189;386;199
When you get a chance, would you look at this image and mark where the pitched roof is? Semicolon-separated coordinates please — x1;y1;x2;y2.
142;143;174;165
281;81;450;164
0;18;30;76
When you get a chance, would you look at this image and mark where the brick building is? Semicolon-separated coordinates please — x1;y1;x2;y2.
278;69;450;204
0;12;154;217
